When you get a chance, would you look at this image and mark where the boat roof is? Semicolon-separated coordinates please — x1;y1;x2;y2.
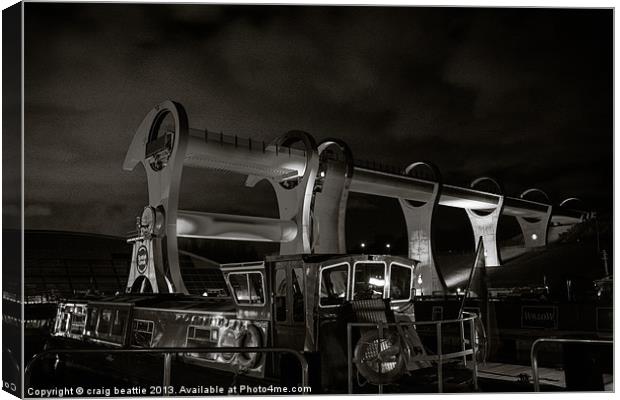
264;253;418;264
63;293;237;313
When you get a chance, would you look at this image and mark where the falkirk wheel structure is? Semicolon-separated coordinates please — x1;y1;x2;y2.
123;100;587;296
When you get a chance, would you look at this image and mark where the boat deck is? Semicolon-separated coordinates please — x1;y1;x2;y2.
473;362;613;391
477;362;565;387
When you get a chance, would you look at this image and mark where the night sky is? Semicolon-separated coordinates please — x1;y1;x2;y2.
21;4;613;253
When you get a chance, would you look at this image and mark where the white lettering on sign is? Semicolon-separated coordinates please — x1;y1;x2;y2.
524;311;554;321
521;306;558;329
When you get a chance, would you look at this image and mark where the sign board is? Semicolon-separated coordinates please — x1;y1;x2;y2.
136;245;149;275
521;305;558;329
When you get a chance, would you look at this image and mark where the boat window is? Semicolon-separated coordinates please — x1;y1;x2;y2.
56;307;70;333
228;272;265;305
389;263;414;302
98;309;113;335
274;269;287;321
319;263;349;307
228;274;250;302
249;273;265;304
111;309;128;337
132;319;154;347
292;267;304;322
59;314;69;333
53;309;63;333
86;307;99;332
69;310;86;335
353;262;386;300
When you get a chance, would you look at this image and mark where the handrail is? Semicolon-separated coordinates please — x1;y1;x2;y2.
347;312;479;393
395;313;478;326
25;346;309;393
530;338;613;391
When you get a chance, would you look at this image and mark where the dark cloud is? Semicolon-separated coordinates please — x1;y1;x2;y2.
23;4;612;237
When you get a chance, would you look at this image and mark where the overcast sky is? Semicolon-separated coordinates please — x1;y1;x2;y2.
21;4;612;243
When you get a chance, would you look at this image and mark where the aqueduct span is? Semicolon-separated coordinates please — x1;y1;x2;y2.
123;101;587;295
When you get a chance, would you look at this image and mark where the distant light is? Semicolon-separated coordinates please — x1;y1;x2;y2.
360;242;366;248
202;292;208;297
320;171;326;178
456;287;462;294
417;275;423;285
386;244;391;249
531;233;538;240
368;277;385;286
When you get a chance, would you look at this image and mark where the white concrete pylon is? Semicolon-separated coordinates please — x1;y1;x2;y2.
398;162;445;295
464;177;505;267
515;188;553;248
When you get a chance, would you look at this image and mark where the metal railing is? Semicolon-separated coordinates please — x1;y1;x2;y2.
347;312;479;393
192;128;308;158
530;338;613;391
25;346;309;394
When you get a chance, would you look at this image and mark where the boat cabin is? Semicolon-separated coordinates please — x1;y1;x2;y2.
51;253;420;390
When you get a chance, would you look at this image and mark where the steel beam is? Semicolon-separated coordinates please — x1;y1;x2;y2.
176;210;297;242
184;131;304;180
171;131;583;223
123;101;587;294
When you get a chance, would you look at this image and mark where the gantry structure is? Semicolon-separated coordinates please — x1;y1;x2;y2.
123;101;587;295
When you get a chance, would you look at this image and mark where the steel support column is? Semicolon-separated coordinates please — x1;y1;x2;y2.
311;139;354;254
465;178;504;267
515;189;552;247
398;162;445;294
123;100;189;293
245;131;320;255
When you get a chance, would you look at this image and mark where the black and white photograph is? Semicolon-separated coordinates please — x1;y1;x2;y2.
1;1;615;397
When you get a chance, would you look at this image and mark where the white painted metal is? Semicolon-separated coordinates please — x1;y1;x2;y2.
176;210;297;242
177;138;581;223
